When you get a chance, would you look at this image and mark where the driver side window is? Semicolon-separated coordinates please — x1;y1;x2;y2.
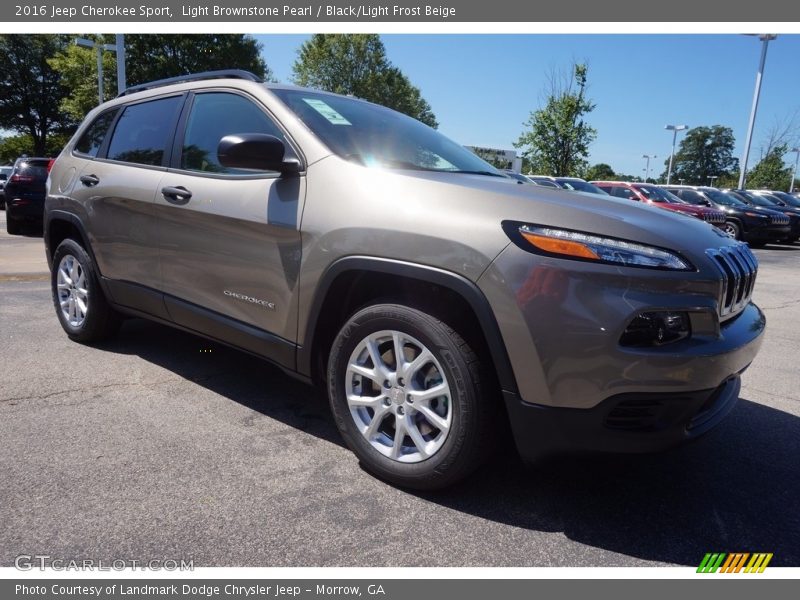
180;92;291;175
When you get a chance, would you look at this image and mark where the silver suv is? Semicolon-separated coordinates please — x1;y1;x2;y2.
45;71;765;489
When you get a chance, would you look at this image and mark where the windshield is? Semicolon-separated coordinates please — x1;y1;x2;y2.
770;191;800;207
746;193;778;207
635;185;679;203
555;179;608;195
272;89;502;175
706;190;745;207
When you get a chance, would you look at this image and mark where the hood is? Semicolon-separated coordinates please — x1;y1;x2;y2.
323;159;741;264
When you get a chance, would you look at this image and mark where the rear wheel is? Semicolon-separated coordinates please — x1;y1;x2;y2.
51;238;121;342
6;215;21;235
327;303;496;490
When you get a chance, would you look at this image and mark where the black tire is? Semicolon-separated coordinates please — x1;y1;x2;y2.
6;214;21;235
722;220;741;240
327;303;496;490
51;238;121;342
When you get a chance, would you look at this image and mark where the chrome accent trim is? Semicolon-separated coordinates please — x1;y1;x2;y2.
706;243;758;320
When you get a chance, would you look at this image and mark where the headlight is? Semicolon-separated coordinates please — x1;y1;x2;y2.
511;224;693;271
744;212;767;218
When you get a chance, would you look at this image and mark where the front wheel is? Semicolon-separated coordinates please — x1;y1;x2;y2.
327;303;496;490
721;220;741;240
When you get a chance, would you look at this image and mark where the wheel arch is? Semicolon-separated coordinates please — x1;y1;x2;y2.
298;256;518;395
45;210;97;271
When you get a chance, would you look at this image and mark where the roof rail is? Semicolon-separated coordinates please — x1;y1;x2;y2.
117;69;263;97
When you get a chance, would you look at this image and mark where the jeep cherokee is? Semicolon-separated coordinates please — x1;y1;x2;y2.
45;71;765;489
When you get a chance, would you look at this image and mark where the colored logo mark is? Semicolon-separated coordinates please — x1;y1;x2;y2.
697;552;773;573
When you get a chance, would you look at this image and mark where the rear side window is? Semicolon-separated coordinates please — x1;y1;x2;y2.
15;160;50;180
74;109;118;157
180;92;290;175
107;96;182;166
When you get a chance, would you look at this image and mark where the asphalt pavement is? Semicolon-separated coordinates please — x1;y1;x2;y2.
1;209;798;567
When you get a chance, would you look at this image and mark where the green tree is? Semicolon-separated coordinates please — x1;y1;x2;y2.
48;35;118;121
585;163;616;181
49;34;271;122
0;35;76;156
0;133;71;163
662;125;738;185
292;34;437;127
514;63;597;177
124;34;270;87
746;145;793;190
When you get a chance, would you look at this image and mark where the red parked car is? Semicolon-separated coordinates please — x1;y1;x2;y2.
591;181;727;229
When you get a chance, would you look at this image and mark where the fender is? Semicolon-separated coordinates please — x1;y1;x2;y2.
297;256;519;394
45;208;97;269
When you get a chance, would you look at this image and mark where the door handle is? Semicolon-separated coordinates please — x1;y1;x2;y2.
161;186;192;204
80;174;99;187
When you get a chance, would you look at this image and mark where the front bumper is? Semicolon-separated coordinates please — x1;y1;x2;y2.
505;372;743;459
478;242;766;460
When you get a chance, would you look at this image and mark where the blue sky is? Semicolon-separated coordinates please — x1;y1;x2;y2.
255;34;800;177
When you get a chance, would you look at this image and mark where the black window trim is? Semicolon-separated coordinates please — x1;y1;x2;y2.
71;107;121;159
89;92;187;172
168;87;306;181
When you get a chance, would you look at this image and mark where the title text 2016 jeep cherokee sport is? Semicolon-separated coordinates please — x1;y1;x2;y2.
45;71;765;489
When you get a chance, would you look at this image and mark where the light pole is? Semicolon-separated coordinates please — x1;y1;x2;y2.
665;124;688;185
708;175;718;188
789;147;800;193
642;154;656;183
738;34;777;190
75;36;127;104
115;34;126;94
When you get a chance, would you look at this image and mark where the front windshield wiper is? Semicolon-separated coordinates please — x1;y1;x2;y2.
446;169;506;177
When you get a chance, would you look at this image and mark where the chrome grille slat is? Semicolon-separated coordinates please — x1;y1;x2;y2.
706;244;758;320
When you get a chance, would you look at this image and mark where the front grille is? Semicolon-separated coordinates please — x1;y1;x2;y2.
706;244;758;320
702;211;726;224
771;214;790;225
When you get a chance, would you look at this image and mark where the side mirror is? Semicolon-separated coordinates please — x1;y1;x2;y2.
700;199;712;207
217;133;300;174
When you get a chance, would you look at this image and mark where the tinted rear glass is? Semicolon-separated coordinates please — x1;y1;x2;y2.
15;160;49;179
75;109;118;157
107;96;182;166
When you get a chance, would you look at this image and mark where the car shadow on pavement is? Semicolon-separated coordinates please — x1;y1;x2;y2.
97;317;344;448
426;396;800;566
99;318;799;567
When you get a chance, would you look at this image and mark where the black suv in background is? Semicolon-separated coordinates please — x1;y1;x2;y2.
725;189;800;243
4;157;52;234
661;185;790;245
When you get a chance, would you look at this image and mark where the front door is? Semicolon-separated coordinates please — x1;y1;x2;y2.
155;91;305;361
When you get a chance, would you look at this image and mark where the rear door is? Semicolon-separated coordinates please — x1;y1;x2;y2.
155;90;305;355
70;94;184;294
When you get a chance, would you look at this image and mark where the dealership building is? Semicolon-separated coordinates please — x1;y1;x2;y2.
466;146;523;173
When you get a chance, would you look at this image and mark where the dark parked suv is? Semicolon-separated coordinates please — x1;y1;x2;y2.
4;157;52;234
44;71;765;489
725;189;800;243
662;185;790;245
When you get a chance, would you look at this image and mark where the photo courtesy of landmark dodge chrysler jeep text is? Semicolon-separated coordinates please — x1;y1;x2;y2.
44;70;765;489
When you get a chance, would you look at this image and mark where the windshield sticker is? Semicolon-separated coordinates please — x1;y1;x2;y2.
303;98;352;125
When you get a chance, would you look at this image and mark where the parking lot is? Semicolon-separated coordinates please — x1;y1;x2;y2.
1;208;799;567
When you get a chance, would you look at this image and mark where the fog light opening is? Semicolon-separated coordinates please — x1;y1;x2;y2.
620;311;691;347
